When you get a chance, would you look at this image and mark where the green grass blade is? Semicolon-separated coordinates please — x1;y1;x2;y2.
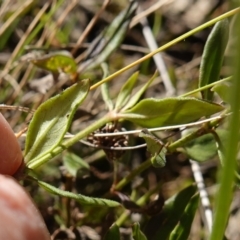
151;185;197;240
169;193;199;240
209;13;240;240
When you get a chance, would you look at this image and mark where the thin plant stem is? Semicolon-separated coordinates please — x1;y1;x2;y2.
116;181;162;226
114;159;152;191
94;114;226;137
90;8;240;91
168;128;208;152
180;76;232;97
139;5;175;96
113;161;118;186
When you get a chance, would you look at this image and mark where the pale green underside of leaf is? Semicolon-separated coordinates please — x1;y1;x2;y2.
184;129;228;162
123;97;224;128
25;79;89;163
211;82;231;104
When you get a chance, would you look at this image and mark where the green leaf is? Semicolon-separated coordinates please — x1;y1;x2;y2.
100;62;114;111
101;82;114;111
80;1;138;71
132;223;147;240
139;129;167;168
123;71;158;111
184;129;228;162
185;134;216;162
115;71;139;110
25;79;89;163
199;19;229;100
104;223;121;240
151;185;197;240
169;193;199;240
211;82;231;104
209;14;240;240
37;180;121;207
63;152;89;177
122;97;224;128
31;50;77;80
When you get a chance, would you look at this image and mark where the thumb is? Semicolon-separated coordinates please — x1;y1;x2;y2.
0;113;23;175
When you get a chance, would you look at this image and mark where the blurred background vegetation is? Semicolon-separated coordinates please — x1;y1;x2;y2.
1;0;238;239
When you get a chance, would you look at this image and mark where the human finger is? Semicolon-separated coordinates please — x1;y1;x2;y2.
0;113;23;175
0;175;51;240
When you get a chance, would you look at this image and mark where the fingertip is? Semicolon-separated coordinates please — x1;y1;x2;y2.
0;175;50;240
0;113;23;175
